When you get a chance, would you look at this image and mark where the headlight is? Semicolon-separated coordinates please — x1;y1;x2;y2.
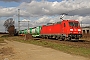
78;29;81;31
70;29;73;31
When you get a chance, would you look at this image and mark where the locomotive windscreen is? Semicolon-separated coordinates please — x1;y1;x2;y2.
69;22;79;27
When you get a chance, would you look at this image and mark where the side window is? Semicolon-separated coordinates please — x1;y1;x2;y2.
64;23;66;27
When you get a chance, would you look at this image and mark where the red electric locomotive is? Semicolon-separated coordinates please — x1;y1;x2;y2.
40;20;82;40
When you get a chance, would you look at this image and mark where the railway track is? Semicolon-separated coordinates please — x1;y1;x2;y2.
34;38;90;48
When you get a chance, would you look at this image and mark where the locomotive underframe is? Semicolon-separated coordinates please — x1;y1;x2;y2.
40;34;82;40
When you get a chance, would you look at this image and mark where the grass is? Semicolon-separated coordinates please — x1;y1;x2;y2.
2;36;90;58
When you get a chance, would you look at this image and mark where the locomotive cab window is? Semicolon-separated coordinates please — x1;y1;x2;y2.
69;22;79;27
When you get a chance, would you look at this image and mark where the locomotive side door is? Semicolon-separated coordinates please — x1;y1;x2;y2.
61;22;64;34
62;22;67;36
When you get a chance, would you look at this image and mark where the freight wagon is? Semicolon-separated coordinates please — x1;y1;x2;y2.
19;26;41;37
40;20;82;40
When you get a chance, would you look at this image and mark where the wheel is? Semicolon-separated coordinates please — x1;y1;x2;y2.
42;35;45;39
67;37;71;41
61;36;65;41
46;36;48;39
55;36;60;40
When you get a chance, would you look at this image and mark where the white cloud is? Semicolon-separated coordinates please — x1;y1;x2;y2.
0;7;17;17
0;20;7;32
36;16;50;24
0;0;90;17
21;19;31;21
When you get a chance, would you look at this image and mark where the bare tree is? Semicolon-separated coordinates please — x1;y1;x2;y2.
3;18;15;35
3;18;14;31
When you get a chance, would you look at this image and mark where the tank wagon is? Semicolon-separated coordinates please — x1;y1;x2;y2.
40;20;82;40
31;26;41;37
19;26;41;37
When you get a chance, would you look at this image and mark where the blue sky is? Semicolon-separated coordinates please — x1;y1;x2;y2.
0;0;62;7
0;1;20;7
